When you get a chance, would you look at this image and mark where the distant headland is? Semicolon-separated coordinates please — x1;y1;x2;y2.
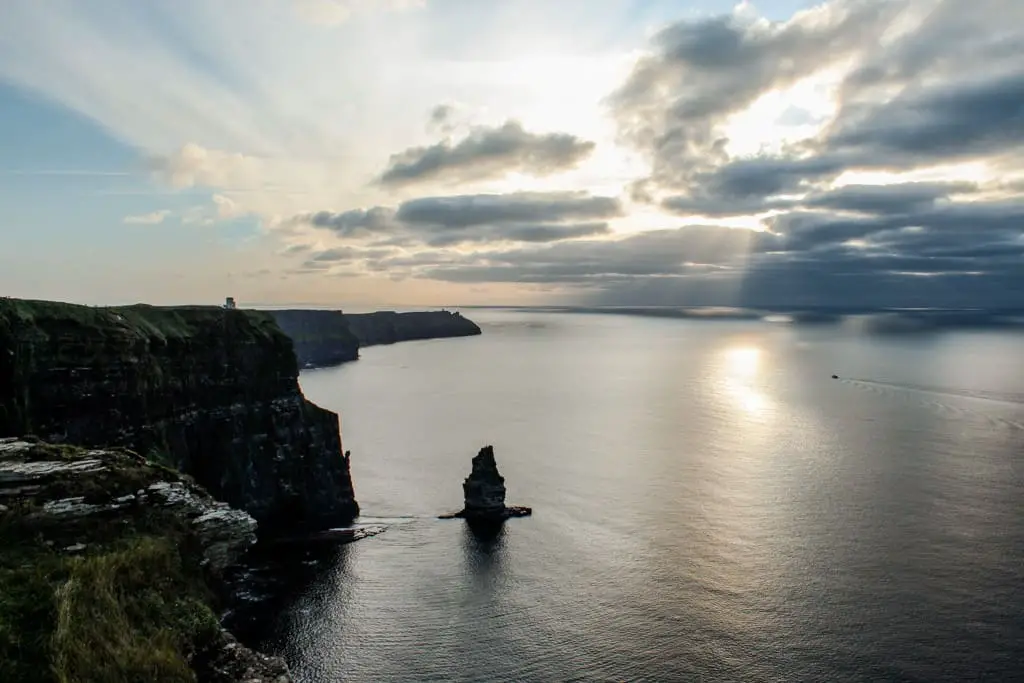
267;308;482;369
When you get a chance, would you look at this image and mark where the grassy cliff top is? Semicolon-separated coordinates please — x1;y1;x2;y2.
0;438;252;683
0;297;286;344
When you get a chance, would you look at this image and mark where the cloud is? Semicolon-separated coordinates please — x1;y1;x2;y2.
148;143;266;190
395;191;621;227
378;120;596;186
414;225;774;283
610;0;904;191
349;182;1024;307
292;190;621;248
824;68;1024;168
123;210;170;225
800;181;977;214
612;0;1024;203
429;104;454;127
278;243;313;256
4;0;1023;308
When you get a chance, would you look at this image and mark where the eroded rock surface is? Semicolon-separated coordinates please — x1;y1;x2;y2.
0;438;292;682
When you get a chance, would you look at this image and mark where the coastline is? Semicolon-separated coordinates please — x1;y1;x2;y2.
1;297;467;681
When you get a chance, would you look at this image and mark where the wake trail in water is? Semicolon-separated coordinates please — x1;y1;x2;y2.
839;377;1024;430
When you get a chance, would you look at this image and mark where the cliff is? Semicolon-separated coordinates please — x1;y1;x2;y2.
268;308;482;369
344;310;481;347
266;309;359;368
0;437;292;683
0;298;358;532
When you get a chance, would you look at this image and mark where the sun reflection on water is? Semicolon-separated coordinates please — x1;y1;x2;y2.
721;346;771;417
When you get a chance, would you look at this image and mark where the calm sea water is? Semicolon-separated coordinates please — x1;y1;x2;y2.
233;309;1024;682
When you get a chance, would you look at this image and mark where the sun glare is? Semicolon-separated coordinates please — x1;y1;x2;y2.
719;346;771;417
726;346;761;377
721;66;847;158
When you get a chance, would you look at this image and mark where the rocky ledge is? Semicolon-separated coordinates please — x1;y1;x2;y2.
0;436;292;683
439;446;532;522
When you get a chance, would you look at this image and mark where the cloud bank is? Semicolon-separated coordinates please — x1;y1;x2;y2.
2;0;1022;307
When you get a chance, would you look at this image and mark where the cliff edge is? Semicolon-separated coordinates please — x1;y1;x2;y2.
0;437;292;683
0;298;358;531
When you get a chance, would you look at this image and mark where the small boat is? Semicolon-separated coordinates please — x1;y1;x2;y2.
831;374;839;379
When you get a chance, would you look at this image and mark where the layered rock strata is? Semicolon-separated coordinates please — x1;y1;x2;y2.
0;297;358;531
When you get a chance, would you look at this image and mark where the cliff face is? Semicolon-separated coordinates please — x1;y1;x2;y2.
461;445;507;514
0;298;357;531
267;309;359;368
344;310;481;347
267;308;482;369
0;437;292;683
440;445;531;523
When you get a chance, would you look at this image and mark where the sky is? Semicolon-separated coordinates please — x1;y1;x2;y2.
1;0;1022;308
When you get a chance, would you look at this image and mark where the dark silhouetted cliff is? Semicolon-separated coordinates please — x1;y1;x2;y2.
0;298;358;531
268;308;481;368
268;309;360;368
343;310;481;347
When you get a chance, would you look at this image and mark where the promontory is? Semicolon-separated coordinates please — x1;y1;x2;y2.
0;296;363;682
268;308;481;369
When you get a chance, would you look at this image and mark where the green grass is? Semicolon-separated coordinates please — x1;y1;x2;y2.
51;537;219;683
0;444;227;683
0;535;219;683
0;297;284;345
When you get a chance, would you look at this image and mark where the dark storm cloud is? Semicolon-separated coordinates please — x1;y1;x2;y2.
378;121;596;186
613;0;1024;203
395;192;622;227
582;0;1024;308
290;191;620;249
301;207;397;236
398;225;779;283
661;180;978;219
801;182;977;214
824;69;1024;167
283;0;1024;309
392;187;1023;305
422;222;610;248
770;198;1024;251
661;194;793;217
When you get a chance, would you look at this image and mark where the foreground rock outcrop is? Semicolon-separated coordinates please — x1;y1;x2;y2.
0;298;358;531
0;437;292;683
440;446;531;522
268;308;482;369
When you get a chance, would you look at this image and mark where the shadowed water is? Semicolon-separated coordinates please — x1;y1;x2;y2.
233;310;1024;682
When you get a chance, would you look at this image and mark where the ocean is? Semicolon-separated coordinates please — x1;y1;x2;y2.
229;309;1024;682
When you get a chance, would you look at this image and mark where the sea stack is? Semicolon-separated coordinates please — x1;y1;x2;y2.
441;446;532;522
